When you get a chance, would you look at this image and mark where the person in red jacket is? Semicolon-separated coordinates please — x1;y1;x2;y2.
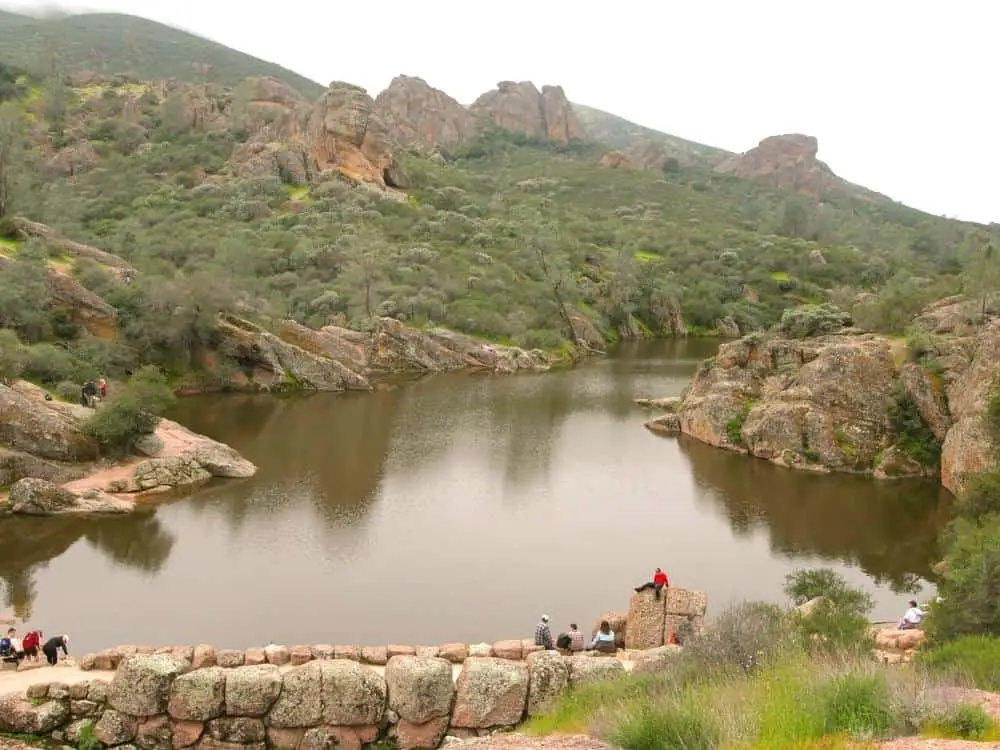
634;567;670;599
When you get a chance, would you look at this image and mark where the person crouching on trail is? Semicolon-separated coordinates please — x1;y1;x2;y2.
42;634;69;666
634;567;670;599
534;615;554;650
21;629;42;662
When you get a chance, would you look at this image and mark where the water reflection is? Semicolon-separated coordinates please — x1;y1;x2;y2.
676;435;952;590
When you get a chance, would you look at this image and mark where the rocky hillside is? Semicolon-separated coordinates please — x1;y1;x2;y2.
715;134;887;202
647;298;1000;495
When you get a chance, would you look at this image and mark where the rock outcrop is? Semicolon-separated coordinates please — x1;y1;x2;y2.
217;315;549;392
6;477;131;515
374;75;477;151
714;134;882;201
307;82;409;189
471;82;584;143
0;382;99;463
625;587;706;650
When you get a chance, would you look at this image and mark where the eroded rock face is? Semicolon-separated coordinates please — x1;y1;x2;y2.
471;81;583;142
0;383;99;462
0;694;71;734
374;75;477;150
714;134;878;201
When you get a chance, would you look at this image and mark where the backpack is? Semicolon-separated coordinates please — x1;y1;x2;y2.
556;633;572;650
22;631;40;651
0;637;11;656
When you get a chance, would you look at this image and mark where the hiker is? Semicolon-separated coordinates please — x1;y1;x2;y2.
634;567;670;599
42;634;69;666
534;615;554;650
567;623;585;652
589;620;616;653
897;600;926;630
21;629;42;662
81;380;98;408
0;628;21;665
98;377;107;399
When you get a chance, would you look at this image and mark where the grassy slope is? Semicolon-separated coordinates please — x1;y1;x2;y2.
0;11;324;97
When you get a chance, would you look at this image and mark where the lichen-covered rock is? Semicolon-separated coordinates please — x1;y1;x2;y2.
94;708;138;745
526;651;569;716
567;657;626;688
289;644;313;665
361;645;388;665
264;643;290;666
664;588;708;618
168;667;225;721
192;644;216;669
438;643;468;663
0;694;70;734
0;382;99;462
392;716;451;750
451;657;529;729
491;640;523;660
136;714;172;750
625;589;666;650
267;661;322;728
226;664;283;717
215;649;244;668
386;655;455;724
206;717;266;744
109;654;185;716
319;659;387;725
630;645;683;676
8;477;131;515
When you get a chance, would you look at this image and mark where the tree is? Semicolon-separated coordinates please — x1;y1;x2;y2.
0;102;25;220
0;240;51;340
779;196;813;238
341;232;388;322
966;239;1000;318
41;77;69;135
84;365;176;456
0;328;26;385
784;568;875;653
929;516;1000;641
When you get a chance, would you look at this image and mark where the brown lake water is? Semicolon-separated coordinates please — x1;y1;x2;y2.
0;340;953;654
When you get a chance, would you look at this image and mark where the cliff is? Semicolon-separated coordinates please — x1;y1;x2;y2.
651;299;1000;493
471;81;584;142
373;75;477;151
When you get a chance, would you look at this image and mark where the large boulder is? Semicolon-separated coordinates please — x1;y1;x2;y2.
385;655;454;724
664;588;708;618
0;383;99;461
0;446;86;486
625;589;666;650
526;651;569;716
567;657;626;688
451;657;529;729
94;708;138;745
267;662;323;728
373;75;477;151
225;664;283;717
0;694;70;734
8;477;131;515
470;81;583;143
631;645;683;677
318;659;387;725
391;716;450;750
109;654;185;716
168;666;226;721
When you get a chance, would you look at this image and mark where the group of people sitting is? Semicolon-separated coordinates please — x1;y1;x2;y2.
534;616;618;654
0;628;70;667
80;378;107;409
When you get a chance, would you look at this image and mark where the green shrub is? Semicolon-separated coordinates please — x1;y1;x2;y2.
84;365;175;455
921;701;995;740
726;399;752;446
919;635;1000;691
612;704;719;750
55;379;80;403
986;380;1000;445
776;304;853;339
888;388;942;467
954;468;1000;523
928;516;1000;640
20;342;82;385
785;569;874;653
77;720;101;750
682;601;795;676
0;327;26;384
817;673;895;737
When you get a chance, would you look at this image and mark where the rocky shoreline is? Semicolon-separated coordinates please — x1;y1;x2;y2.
638;297;1000;496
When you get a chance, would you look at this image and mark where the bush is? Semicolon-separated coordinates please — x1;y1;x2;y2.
785;569;874;653
776;304;853;339
54;379;80;403
919;635;1000;691
0;327;26;384
888;388;942;467
817;673;895;737
928;516;1000;640
725;399;752;447
986;380;1000;445
682;601;795;676
920;701;995;740
84;366;175;455
954;468;1000;523
20;343;82;385
612;704;719;750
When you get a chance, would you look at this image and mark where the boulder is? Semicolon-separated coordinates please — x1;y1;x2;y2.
361;645;388;665
0;694;71;734
388;644;418;658
190;440;257;479
567;657;626;688
172;719;205;748
131;456;213;493
264;643;290;666
644;414;681;435
88;680;109;703
0;446;86;486
267;662;323;728
438;643;468;663
630;645;683;677
300;726;362;750
451;657;529;729
206;717;267;744
94;708;139;745
70;699;98;716
526;650;569;716
225;664;283;717
664;588;708;618
385;655;455;724
136;714;172;750
318;659;387;725
215;649;244;668
0;383;99;462
109;654;185;716
168;667;226;721
491;640;523;660
8;477;131;515
416;645;440;659
266;727;306;750
373;75;477;151
392;716;451;750
468;643;492;658
134;433;165;457
192;644;216;669
288;645;313;665
625;589;666;650
334;644;362;661
311;644;335;660
590;612;628;650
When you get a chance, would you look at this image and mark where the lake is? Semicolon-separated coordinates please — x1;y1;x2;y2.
0;339;953;654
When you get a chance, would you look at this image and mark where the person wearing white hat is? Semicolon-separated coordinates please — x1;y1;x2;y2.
534;615;554;650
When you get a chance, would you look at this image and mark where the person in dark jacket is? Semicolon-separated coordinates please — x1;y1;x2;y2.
42;634;69;666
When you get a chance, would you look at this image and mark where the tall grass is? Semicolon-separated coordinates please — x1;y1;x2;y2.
919;634;1000;691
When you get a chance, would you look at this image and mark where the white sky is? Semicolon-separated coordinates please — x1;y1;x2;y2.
3;0;997;224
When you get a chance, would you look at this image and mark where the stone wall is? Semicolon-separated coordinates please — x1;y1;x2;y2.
0;651;661;750
624;587;707;650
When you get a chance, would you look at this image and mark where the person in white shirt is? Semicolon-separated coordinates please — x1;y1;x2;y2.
897;600;926;630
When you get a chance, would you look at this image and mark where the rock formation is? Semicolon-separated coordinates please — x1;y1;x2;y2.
625;588;706;650
658;297;1000;493
714;134;881;201
373;75;477;151
215;315;550;393
471;82;584;142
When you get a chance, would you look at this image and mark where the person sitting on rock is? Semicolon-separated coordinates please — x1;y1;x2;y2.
589;621;616;653
897;600;926;630
42;634;69;666
534;615;554;650
567;623;585;652
634;567;670;599
0;628;21;665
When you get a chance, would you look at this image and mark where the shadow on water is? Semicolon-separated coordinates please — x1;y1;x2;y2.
674;434;953;591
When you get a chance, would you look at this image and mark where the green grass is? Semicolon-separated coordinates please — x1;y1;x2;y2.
634;250;663;263
920;702;999;741
919;635;1000;691
770;271;791;282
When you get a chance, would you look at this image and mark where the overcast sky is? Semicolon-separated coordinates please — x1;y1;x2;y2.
3;0;997;224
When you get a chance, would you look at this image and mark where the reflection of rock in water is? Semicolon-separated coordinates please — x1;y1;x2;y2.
0;513;176;617
676;435;953;589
